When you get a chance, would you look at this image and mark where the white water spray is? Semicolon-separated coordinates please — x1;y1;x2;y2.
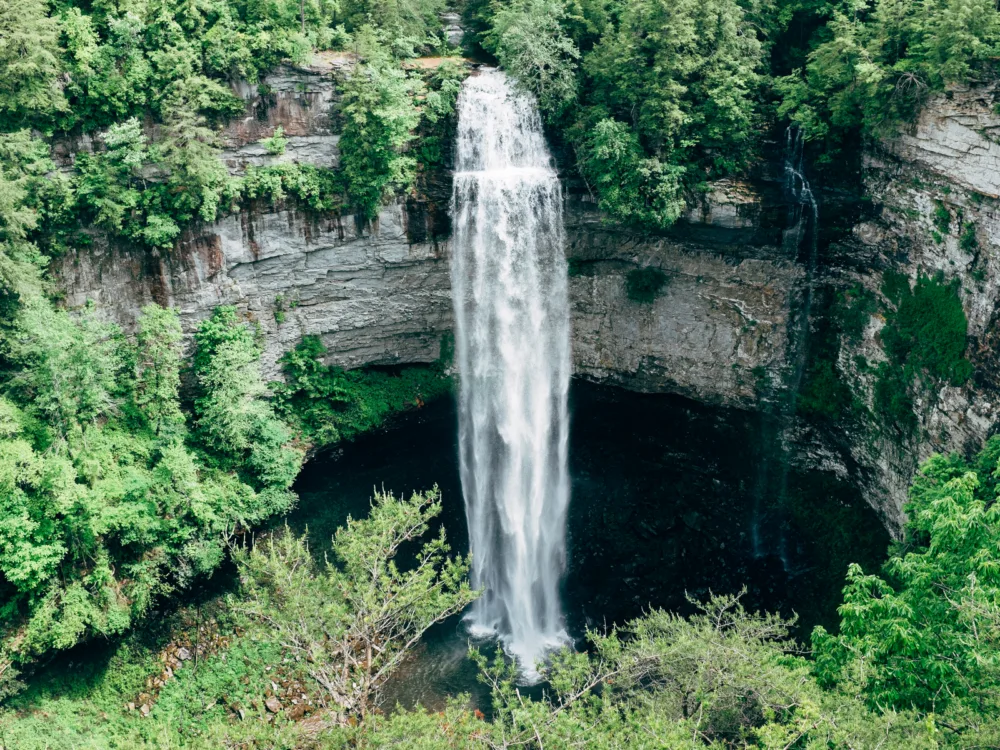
450;70;571;677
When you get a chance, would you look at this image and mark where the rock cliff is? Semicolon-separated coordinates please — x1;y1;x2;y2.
793;84;1000;531
50;62;1000;532
54;60;801;409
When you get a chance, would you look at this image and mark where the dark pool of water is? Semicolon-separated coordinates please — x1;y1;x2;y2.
289;380;890;711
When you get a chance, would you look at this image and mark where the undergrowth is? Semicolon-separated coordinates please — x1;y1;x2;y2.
272;335;453;447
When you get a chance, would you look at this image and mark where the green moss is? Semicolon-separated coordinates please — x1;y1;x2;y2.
568;258;596;277
875;272;972;430
873;361;917;431
883;273;971;385
626;266;669;303
934;200;952;233
960;223;978;252
797;359;854;419
835;285;877;341
880;269;911;306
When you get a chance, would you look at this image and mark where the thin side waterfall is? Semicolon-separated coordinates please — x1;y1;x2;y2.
450;69;571;677
751;126;819;567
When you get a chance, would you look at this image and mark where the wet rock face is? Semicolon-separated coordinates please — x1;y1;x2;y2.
804;84;1000;531
566;200;801;407
55;205;454;380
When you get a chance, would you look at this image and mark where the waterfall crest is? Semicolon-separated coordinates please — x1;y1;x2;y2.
450;70;571;676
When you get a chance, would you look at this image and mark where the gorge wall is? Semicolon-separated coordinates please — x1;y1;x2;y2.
50;61;1000;532
799;84;1000;530
54;60;801;408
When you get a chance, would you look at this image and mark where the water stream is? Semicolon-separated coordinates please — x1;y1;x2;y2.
450;69;572;676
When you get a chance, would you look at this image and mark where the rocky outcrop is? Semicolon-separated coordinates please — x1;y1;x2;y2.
54;193;800;408
794;85;1000;530
56;205;453;379
567;199;800;406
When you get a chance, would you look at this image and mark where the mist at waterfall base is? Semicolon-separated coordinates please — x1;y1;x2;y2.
290;384;889;711
449;69;572;677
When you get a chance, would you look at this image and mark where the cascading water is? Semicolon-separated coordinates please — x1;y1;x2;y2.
450;69;571;677
751;126;819;567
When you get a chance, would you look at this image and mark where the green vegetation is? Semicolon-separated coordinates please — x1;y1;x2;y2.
9;439;1000;746
796;286;873;421
961;222;979;252
271;335;452;447
0;300;302;699
0;0;471;690
876;272;972;429
261;125;288;155
625;266;668;303
0;0;466;255
477;0;767;230
776;0;1000;159
471;0;1000;225
0;487;476;747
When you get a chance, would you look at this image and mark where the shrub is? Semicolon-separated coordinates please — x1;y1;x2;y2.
626;266;669;303
261;125;288;155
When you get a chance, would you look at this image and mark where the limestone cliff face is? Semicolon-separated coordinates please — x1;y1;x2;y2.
567;197;801;406
56;205;453;379
53;60;801;408
797;85;1000;531
52;61;1000;531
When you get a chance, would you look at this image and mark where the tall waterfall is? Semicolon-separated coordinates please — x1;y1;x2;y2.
450;70;571;676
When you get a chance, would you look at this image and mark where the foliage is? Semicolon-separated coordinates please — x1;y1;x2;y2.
337;32;423;220
0;0;66;127
192;307;303;490
482;0;580;118
0;303;300;694
271;334;451;447
239;163;344;213
797;285;874;421
262;125;288;155
625;266;668;303
481;0;770;231
960;222;979;252
882;272;972;383
813;438;1000;729
413;59;467;171
9;445;1000;746
355;593;936;749
575;117;687;228
874;272;971;429
234;489;478;718
340;0;450;55
777;0;1000;154
797;358;854;419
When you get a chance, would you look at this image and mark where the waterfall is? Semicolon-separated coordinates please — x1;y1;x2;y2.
450;69;571;677
752;126;819;566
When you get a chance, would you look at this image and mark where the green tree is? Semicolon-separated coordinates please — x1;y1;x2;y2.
814;440;1000;725
778;0;1000;151
133;304;185;437
0;0;66;127
234;487;478;719
337;30;421;220
482;0;581;117
74;118;147;236
193;307;302;489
